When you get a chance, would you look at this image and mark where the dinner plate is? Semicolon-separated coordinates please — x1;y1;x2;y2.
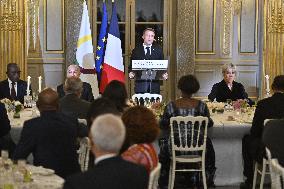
28;166;55;176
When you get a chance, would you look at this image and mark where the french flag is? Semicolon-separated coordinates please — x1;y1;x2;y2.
99;1;125;93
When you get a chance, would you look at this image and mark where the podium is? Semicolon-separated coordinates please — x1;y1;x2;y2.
131;60;168;80
131;60;168;94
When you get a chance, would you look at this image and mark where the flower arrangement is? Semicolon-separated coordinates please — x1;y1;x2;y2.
150;102;166;118
0;98;23;118
232;99;249;110
206;102;225;113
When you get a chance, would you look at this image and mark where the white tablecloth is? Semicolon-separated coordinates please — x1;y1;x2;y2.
210;112;251;186
0;164;64;189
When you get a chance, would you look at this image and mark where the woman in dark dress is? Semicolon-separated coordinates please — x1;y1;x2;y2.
159;75;216;188
208;63;251;103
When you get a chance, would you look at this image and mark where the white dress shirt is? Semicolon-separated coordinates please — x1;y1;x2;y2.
143;43;152;55
8;78;17;96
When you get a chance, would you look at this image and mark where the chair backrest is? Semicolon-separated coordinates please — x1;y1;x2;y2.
270;159;284;189
170;116;208;157
148;163;161;189
78;137;91;172
132;93;162;106
264;119;274;127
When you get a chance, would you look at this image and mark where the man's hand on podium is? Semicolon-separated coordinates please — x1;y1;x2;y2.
162;73;168;80
129;71;135;79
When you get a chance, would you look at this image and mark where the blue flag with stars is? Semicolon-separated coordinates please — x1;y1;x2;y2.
95;2;108;83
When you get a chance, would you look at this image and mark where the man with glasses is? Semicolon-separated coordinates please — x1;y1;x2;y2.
0;63;31;103
57;64;94;102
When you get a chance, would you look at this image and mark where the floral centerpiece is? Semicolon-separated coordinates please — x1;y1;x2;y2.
206;101;225;113
232;99;249;111
0;98;23;118
150;102;166;118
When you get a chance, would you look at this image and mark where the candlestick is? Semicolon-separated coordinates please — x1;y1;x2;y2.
265;75;270;92
38;76;42;93
26;76;31;95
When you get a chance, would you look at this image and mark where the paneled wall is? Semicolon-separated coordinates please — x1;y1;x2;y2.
176;0;261;100
27;0;64;93
194;0;260;99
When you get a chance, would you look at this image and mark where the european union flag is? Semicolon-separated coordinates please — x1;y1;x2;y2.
95;2;108;83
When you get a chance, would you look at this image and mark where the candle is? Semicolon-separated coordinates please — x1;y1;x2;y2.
265;75;270;92
38;76;42;93
27;76;31;96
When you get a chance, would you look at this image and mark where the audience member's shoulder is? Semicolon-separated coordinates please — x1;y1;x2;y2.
64;170;91;188
18;79;27;84
0;79;6;84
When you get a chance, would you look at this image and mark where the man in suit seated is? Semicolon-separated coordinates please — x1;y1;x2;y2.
59;77;90;119
13;88;81;178
263;118;284;166
241;75;284;189
0;63;31;104
57;64;94;102
63;114;148;189
129;28;167;94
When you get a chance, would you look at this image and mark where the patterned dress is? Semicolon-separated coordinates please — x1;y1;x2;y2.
122;143;158;174
159;99;216;187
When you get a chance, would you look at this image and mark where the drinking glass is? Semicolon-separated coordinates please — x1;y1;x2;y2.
1;150;9;161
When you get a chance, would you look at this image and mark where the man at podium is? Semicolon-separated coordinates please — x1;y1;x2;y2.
129;28;167;94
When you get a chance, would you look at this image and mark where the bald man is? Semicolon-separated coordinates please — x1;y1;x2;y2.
57;65;94;102
13;88;81;178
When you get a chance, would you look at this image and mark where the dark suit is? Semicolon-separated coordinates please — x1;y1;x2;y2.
242;92;284;182
0;102;10;138
63;156;148;189
13;111;81;178
130;44;164;94
263;119;284;166
57;82;94;102
59;94;90;119
208;80;249;102
0;79;30;104
0;102;15;155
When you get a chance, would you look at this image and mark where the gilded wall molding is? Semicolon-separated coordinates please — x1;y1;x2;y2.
220;0;233;57
65;0;83;66
27;0;41;57
0;0;27;80
176;0;195;97
0;0;23;31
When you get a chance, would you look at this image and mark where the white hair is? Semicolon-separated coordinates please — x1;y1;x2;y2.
90;114;125;153
67;64;81;74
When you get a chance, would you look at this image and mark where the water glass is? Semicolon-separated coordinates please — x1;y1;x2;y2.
1;150;9;161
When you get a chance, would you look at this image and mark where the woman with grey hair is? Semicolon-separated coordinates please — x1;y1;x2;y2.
208;63;250;103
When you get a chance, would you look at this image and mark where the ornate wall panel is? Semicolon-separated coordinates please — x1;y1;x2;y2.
65;0;82;66
0;0;26;80
176;0;195;97
239;0;258;54
220;0;233;57
44;0;64;53
27;0;65;92
195;0;216;54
